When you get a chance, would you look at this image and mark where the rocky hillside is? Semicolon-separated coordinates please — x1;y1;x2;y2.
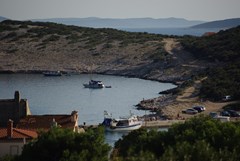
181;26;240;101
0;20;211;83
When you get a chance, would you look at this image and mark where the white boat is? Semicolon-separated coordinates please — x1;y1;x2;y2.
83;80;105;88
102;111;142;132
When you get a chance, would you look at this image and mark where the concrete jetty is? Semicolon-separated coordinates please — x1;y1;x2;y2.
142;119;185;128
80;119;185;130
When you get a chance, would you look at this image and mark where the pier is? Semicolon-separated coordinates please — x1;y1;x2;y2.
80;119;185;130
142;119;185;128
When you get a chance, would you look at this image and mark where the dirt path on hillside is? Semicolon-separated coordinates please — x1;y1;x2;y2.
159;39;233;119
163;38;207;69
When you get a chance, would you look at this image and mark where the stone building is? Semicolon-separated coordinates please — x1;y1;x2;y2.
0;91;31;127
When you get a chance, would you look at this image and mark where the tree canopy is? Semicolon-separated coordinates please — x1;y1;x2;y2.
15;127;111;161
112;116;240;161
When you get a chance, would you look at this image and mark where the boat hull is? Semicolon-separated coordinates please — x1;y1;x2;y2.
105;122;142;132
43;71;62;76
83;84;104;88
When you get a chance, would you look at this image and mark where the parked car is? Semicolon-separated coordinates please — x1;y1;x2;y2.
209;112;218;118
214;116;230;122
182;108;198;114
222;95;232;101
226;110;240;117
192;105;206;112
209;112;230;122
220;111;231;117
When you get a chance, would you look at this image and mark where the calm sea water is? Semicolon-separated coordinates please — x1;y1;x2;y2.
121;27;223;36
0;74;175;125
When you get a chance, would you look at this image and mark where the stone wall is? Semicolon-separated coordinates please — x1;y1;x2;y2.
0;91;31;127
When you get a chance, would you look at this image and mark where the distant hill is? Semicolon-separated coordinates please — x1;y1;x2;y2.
32;17;204;28
191;18;240;29
0;16;8;22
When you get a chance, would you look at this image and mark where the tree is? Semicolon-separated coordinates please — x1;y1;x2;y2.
16;127;110;161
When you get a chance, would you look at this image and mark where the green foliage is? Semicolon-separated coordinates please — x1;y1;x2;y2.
113;116;240;161
0;155;16;161
0;20;165;50
0;20;18;32
223;103;240;111
42;34;60;43
16;127;110;161
66;34;81;44
149;49;168;62
1;32;17;40
200;63;240;101
181;26;240;62
181;27;240;101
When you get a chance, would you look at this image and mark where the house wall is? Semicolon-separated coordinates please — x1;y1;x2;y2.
0;141;24;157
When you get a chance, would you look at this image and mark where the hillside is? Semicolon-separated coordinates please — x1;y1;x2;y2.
1;20;240;119
182;26;240;62
191;18;240;29
0;16;7;22
137;26;240;119
181;26;240;101
0;20;210;83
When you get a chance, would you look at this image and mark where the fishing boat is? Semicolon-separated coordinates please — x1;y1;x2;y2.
102;111;142;132
43;71;62;76
83;80;105;88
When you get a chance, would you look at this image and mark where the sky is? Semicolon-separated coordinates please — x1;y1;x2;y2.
0;0;240;21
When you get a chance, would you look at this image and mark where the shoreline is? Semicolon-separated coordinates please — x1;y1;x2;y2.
0;70;181;120
0;69;180;85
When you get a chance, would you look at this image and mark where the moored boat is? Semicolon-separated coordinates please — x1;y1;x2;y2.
43;71;62;76
102;111;142;132
83;80;105;88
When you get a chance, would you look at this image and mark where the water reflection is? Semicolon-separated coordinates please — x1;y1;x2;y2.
105;128;168;147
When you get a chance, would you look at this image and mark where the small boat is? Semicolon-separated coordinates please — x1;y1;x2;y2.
83;80;105;88
102;111;142;132
43;71;62;76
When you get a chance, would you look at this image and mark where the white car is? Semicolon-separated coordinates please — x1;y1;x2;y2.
182;108;198;114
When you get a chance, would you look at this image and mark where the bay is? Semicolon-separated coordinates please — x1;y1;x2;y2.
0;74;175;125
121;27;223;36
0;73;175;146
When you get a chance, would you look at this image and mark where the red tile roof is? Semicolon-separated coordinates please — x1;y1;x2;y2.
202;32;216;37
0;128;37;139
16;114;77;131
